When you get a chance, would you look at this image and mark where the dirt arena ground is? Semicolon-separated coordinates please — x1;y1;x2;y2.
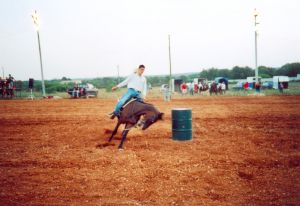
0;96;299;205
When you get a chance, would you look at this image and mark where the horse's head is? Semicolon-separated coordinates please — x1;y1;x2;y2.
138;111;164;130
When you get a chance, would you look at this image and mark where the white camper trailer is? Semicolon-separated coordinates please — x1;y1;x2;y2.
273;76;289;89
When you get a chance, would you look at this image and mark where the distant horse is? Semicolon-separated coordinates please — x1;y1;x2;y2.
0;80;4;98
198;83;209;94
209;82;218;95
218;83;226;95
218;85;222;94
107;99;164;149
0;80;14;99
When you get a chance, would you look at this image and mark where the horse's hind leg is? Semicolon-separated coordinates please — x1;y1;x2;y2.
108;122;121;142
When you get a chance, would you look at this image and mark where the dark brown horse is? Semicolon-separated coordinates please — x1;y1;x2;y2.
209;82;218;95
108;99;163;149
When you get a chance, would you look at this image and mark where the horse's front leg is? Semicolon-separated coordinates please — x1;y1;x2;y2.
108;121;121;142
118;123;134;150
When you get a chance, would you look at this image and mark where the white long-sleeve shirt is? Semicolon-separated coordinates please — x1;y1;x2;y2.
117;73;147;97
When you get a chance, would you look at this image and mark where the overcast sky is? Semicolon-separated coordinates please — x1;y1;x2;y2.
0;0;299;80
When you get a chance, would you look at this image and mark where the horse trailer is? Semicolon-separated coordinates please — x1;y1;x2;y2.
215;77;229;90
193;78;207;85
273;76;289;89
174;79;183;92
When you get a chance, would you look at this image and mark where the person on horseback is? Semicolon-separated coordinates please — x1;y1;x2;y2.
107;64;147;119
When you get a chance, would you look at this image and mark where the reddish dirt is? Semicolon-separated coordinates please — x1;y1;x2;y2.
0;96;300;205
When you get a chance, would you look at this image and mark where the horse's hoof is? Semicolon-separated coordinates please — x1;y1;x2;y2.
118;147;124;151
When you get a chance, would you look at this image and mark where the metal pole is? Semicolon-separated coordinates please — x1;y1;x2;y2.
37;30;46;97
255;30;258;82
1;66;4;78
32;10;46;97
254;9;259;84
117;65;120;84
168;35;172;96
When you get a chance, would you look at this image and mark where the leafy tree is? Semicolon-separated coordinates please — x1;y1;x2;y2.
258;66;276;78
276;63;300;77
218;69;231;78
231;66;254;79
147;75;169;86
200;68;219;80
178;75;189;83
16;62;300;94
61;76;71;81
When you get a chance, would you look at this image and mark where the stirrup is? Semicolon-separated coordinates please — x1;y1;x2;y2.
107;112;116;119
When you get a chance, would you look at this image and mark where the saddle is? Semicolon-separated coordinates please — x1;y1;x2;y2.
121;98;137;110
121;98;144;111
119;98;146;124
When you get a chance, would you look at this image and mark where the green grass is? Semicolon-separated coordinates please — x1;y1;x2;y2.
6;81;300;100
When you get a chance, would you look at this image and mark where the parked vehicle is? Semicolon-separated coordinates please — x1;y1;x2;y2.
67;83;98;98
215;77;229;90
273;76;289;89
232;81;245;90
262;81;273;89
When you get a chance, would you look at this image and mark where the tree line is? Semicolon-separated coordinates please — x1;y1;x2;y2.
199;62;300;80
19;62;299;93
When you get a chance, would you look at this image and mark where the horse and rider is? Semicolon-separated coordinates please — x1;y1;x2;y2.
209;81;226;95
106;65;163;149
198;82;209;94
209;81;218;95
0;74;15;98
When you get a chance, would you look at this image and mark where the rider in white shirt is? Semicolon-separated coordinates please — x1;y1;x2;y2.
108;65;147;119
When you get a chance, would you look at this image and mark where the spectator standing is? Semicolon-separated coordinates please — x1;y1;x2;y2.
72;82;80;98
180;82;187;95
243;82;249;90
188;82;194;95
162;85;170;101
8;74;15;89
193;83;198;94
221;82;226;94
279;82;284;93
255;82;261;93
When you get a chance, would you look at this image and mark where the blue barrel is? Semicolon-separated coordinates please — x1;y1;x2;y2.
172;108;192;141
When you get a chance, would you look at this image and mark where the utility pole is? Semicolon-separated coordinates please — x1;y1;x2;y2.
117;65;120;84
168;34;172;97
1;66;4;78
31;10;46;97
254;9;259;84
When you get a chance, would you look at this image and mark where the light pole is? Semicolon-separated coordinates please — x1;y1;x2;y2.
1;66;4;78
117;65;120;84
254;9;259;84
31;10;46;97
168;34;172;97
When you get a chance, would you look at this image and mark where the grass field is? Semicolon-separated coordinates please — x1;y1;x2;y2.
10;81;300;99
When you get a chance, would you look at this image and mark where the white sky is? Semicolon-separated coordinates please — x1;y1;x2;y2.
0;0;299;80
